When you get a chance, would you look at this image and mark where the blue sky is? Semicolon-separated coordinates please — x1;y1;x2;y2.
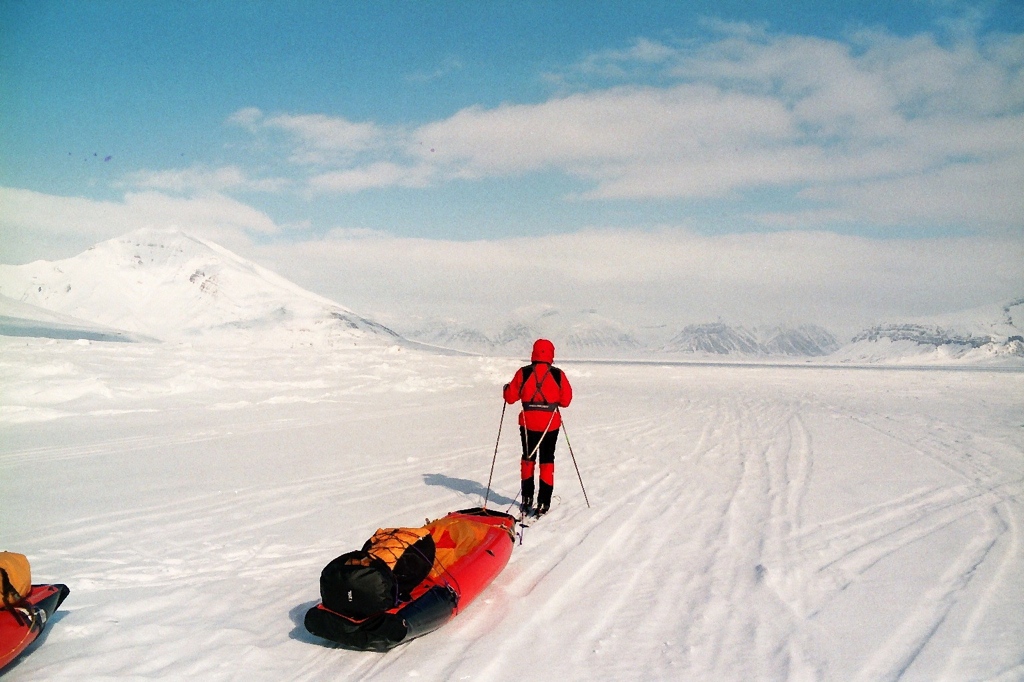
2;1;1023;332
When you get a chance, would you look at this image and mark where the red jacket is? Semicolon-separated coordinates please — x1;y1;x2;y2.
503;339;572;431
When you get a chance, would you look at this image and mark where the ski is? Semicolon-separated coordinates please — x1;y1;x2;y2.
516;504;532;544
517;507;547;532
515;497;557;543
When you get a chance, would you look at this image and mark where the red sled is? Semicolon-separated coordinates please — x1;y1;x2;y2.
0;584;70;671
305;507;515;651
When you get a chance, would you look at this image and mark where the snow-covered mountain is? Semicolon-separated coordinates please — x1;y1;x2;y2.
834;308;1024;363
917;297;1024;341
662;323;839;357
401;318;496;354
664;323;762;355
636;309;1023;362
762;325;841;356
851;324;992;347
496;306;644;356
400;305;644;358
827;298;1024;363
0;228;402;347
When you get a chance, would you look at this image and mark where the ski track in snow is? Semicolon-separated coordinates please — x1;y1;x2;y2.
1;338;1022;681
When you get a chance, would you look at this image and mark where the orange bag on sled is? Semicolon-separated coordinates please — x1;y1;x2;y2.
305;508;516;651
0;552;30;607
1;551;69;672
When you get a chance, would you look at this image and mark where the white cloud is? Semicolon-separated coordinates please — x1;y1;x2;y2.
227;108;396;165
250;227;1024;338
412;85;796;185
0;187;280;263
226;106;264;131
307;162;434;194
745;208;856;229
563;37;679;82
222;25;1022;234
803;154;1024;227
264;113;386;152
127;165;290;194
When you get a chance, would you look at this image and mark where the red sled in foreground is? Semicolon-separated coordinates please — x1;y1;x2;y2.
1;584;71;672
304;507;516;651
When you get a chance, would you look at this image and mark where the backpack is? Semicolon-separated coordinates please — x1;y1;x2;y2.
319;528;435;619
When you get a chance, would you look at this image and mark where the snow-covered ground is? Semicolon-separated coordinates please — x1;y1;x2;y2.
2;335;1022;681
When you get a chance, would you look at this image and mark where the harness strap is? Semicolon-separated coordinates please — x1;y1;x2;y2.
518;362;561;462
521;363;561;411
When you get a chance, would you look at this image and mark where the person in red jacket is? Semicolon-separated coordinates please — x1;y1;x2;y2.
503;339;572;516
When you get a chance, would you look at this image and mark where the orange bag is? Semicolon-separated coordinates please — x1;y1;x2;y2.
0;552;31;606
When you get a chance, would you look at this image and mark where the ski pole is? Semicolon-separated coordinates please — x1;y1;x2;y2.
483;401;507;508
558;412;591;508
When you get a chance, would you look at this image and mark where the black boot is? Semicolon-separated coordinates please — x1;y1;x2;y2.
521;475;535;515
536;479;553;516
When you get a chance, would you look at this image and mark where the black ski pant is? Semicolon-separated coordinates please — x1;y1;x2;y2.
520;426;558;506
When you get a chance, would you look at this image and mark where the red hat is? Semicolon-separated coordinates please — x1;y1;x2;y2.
531;338;555;363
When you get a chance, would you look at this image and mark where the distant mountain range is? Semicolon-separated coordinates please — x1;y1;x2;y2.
401;305;646;358
395;307;1024;362
1;229;1021;363
663;323;839;356
833;308;1024;362
400;314;842;358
